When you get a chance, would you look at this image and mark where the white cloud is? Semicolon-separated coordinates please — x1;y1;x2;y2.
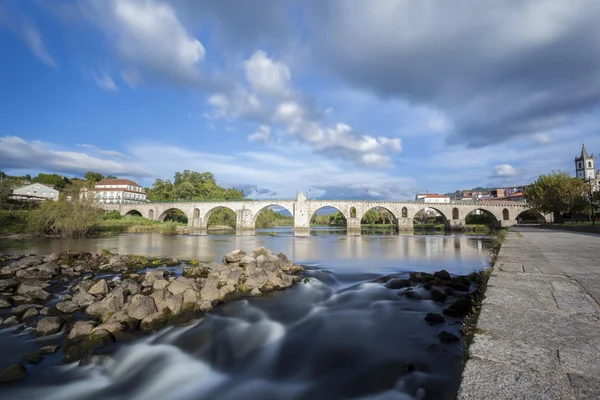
243;50;291;97
209;50;403;168
0;12;56;69
0;136;149;176
22;22;57;69
533;132;552;144
492;164;518;178
88;0;205;85
248;125;271;142
92;72;119;91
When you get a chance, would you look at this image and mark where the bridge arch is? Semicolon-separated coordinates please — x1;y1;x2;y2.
516;209;547;224
411;206;449;224
204;205;238;229
360;206;398;226
157;207;188;223
464;208;499;226
124;209;143;217
251;204;294;224
310;205;347;227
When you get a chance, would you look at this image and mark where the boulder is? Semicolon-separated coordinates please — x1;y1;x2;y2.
0;278;19;292
92;322;124;336
2;315;19;327
439;330;460;344
67;321;95;341
239;255;257;268
142;270;166;287
182;265;209;279
12;303;38;316
0;364;28;384
85;290;125;318
22;307;39;321
385;279;411;290
140;312;166;331
87;279;109;296
72;291;96;307
1;255;43;275
434;270;452;281
223;250;246;264
182;288;198;309
26;289;53;302
252;246;270;258
200;278;221;305
197;300;213;312
152;280;169;290
243;269;269;291
24;345;59;364
56;301;80;313
443;298;473;317
17;280;50;295
126;295;157;320
167;277;198;296
424;313;446;325
0;296;12;308
430;287;448;303
16;262;60;280
120;279;141;296
36;316;63;336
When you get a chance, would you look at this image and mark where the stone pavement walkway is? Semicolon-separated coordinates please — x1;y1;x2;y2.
458;227;600;400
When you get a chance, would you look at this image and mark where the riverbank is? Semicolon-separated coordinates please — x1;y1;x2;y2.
458;227;600;399
0;248;304;384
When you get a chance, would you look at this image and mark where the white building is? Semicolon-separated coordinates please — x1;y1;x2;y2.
89;179;147;204
12;183;59;201
575;144;600;192
415;194;451;204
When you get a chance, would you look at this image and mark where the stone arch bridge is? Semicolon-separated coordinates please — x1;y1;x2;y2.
99;192;542;232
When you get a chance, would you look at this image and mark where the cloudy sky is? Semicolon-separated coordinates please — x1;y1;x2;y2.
1;0;599;200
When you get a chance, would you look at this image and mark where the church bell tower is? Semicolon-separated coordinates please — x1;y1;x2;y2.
575;144;596;180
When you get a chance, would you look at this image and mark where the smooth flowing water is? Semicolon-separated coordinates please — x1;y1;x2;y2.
0;229;493;400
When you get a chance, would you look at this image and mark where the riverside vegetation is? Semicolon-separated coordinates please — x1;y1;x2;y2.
0;246;304;384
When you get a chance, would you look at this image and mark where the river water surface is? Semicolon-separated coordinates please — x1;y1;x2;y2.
0;228;492;400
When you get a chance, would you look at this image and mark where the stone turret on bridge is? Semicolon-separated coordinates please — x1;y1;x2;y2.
100;192;544;233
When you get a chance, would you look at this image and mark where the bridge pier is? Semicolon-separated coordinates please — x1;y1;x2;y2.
445;219;466;231
397;218;414;232
347;217;361;233
237;208;255;230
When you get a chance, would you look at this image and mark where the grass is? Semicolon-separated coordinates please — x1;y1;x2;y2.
93;216;184;235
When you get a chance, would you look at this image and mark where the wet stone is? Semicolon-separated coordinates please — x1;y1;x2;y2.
0;364;28;384
425;313;446;325
385;279;411;290
439;330;460;344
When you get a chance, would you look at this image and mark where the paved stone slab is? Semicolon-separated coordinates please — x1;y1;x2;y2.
459;227;600;399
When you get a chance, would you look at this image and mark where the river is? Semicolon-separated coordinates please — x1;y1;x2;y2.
0;228;493;400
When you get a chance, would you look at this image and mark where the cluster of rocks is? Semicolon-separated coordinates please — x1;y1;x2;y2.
377;269;484;345
0;247;304;384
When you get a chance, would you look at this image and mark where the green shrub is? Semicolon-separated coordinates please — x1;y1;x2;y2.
161;221;179;235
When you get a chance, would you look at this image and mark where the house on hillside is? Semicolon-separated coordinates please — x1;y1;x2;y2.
87;178;147;204
12;183;59;201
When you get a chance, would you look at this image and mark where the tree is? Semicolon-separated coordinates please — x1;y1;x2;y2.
28;195;103;236
106;175;117;179
32;173;70;188
84;171;105;183
524;172;589;223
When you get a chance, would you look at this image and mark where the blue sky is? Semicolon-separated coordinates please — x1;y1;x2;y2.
1;0;600;200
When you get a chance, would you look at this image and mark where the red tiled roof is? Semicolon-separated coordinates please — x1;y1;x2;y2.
96;178;141;187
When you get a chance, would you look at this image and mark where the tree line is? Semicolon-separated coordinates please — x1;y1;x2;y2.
524;171;599;223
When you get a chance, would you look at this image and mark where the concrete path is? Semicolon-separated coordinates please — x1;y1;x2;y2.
458;227;600;400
